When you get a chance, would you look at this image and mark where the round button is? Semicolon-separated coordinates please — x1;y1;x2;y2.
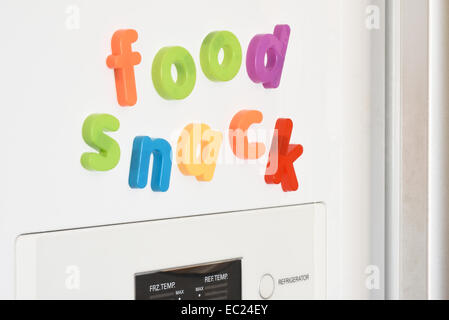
259;274;275;299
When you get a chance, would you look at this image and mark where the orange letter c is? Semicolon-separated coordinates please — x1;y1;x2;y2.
229;110;266;159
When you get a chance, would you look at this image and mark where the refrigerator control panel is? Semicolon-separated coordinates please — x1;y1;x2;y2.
16;204;326;300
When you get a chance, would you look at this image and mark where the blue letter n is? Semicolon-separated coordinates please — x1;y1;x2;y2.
129;136;172;192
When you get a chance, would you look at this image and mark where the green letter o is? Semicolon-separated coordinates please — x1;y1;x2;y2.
152;46;196;100
200;31;242;82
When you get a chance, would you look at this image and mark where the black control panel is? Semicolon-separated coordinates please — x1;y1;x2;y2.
135;260;242;300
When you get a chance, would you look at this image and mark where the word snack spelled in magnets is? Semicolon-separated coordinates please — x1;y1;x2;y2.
81;24;304;192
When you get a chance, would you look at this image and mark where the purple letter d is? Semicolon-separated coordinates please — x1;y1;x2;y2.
246;24;291;89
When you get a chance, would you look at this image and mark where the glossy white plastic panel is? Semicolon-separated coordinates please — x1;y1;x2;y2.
429;0;449;300
16;204;326;300
0;0;385;299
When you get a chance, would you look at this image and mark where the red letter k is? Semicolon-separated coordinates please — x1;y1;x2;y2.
106;29;142;107
265;119;303;192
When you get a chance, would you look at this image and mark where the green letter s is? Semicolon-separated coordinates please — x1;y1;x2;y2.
81;114;120;171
